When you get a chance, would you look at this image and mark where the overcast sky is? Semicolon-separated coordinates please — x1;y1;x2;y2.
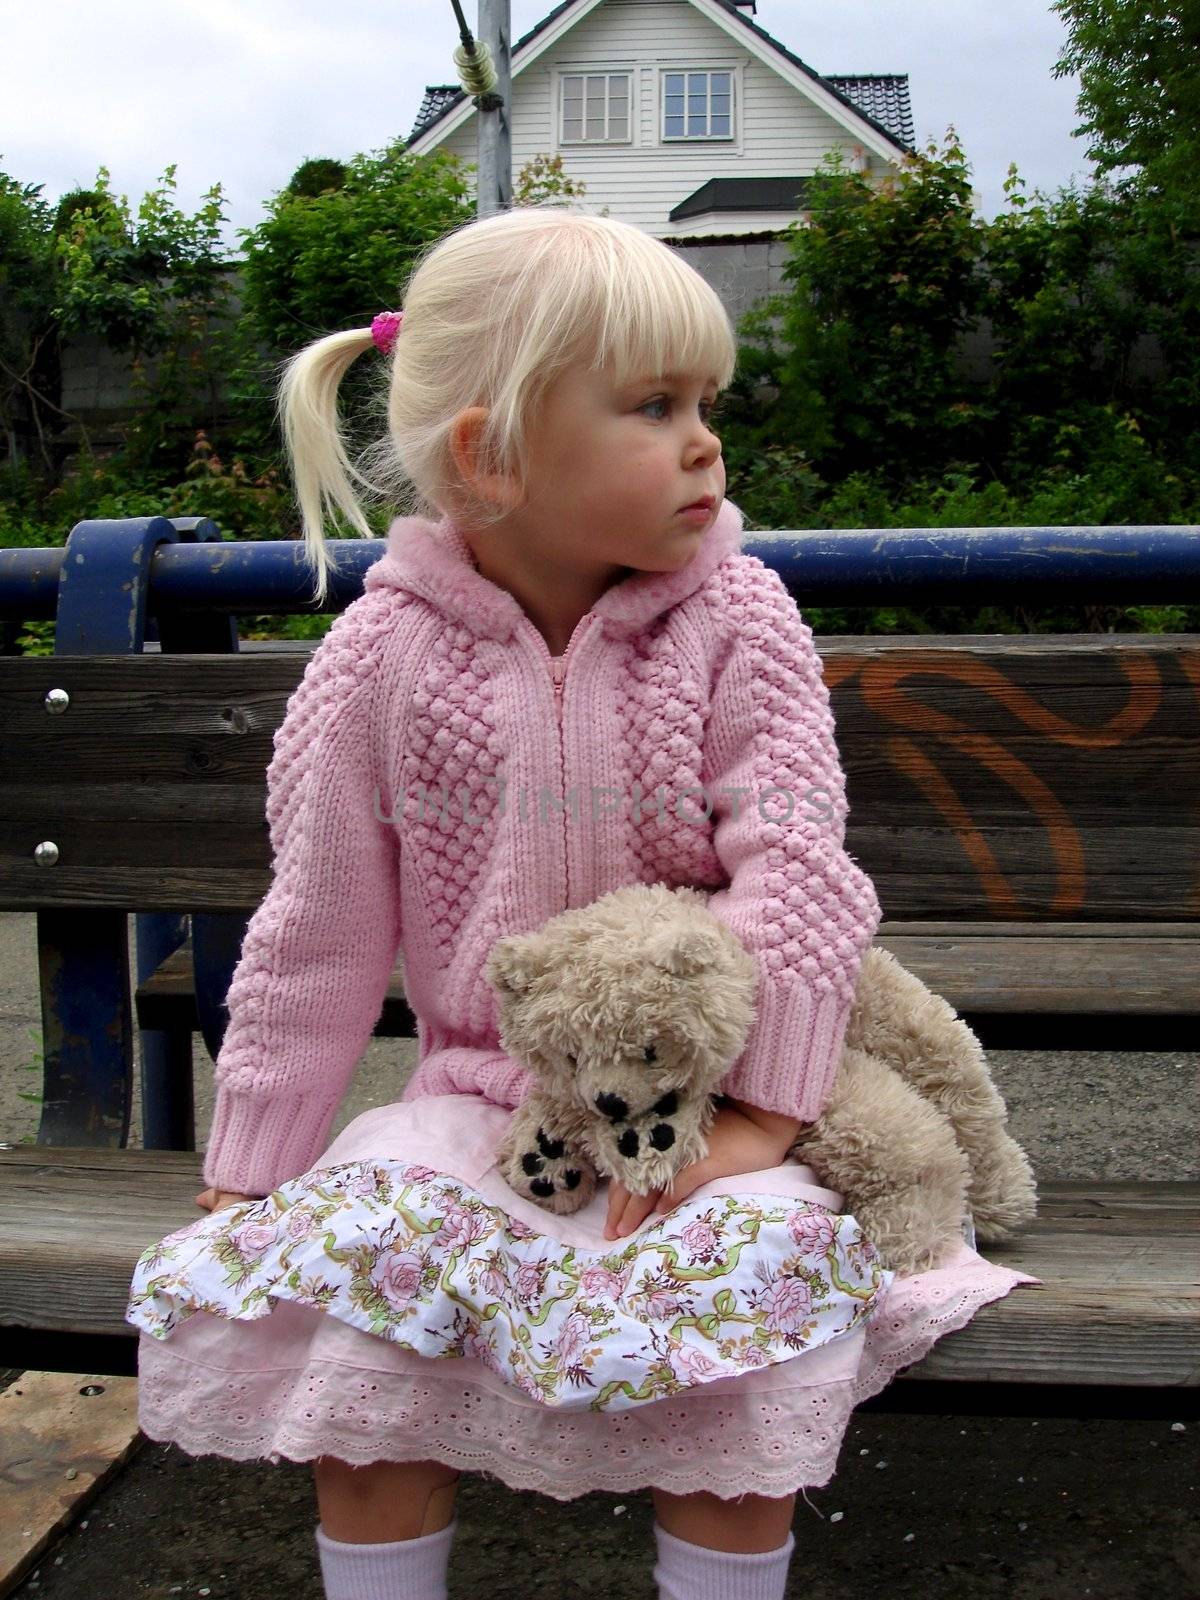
2;0;1094;254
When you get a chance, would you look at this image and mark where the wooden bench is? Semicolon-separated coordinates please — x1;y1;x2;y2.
1;518;1197;1418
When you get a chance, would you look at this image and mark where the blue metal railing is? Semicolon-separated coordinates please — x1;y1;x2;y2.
3;523;1200;620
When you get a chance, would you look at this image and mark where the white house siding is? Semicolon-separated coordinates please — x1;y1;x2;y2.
423;0;902;238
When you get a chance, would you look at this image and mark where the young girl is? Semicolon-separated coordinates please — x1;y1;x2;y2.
127;206;1036;1600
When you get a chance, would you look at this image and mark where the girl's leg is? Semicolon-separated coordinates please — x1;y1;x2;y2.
313;1459;461;1600
313;1455;461;1540
649;1488;796;1600
650;1487;795;1552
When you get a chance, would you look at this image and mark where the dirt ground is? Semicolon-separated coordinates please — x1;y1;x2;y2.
9;1410;1197;1599
2;911;1197;1598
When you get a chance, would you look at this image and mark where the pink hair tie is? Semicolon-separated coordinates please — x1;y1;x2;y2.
371;310;404;355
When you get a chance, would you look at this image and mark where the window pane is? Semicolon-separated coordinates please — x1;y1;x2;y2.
610;114;628;139
688;73;707;92
564;116;582;139
665;93;684;115
665;73;684;95
586;116;605;137
665;114;684;136
712;95;730;115
587;75;606;94
711;113;730;135
711;73;731;93
687;114;706;135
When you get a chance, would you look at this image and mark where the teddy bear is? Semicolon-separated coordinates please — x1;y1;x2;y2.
486;883;759;1216
486;882;1037;1275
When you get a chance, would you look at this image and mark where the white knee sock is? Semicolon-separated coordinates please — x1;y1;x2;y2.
653;1520;795;1600
315;1519;456;1600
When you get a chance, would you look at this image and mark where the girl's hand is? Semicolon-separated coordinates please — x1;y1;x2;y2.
602;1103;799;1240
604;1175;666;1241
194;1185;259;1214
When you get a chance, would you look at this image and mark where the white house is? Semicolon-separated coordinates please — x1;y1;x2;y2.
406;0;914;242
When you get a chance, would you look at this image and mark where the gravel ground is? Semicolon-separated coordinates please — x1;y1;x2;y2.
8;1414;1197;1599
2;910;1197;1598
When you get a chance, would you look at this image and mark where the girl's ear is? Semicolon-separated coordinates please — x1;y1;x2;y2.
449;406;524;513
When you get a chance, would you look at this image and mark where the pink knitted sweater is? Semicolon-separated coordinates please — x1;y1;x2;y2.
202;498;883;1195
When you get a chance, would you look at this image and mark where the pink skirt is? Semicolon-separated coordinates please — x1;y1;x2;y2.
130;1094;1039;1501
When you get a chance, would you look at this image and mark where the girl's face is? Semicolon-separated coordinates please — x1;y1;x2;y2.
517;357;726;574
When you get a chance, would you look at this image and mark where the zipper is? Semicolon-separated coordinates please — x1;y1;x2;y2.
523;613;594;908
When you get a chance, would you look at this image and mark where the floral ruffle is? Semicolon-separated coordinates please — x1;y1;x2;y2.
127;1159;894;1414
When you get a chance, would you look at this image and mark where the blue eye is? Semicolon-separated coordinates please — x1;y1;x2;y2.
641;397;719;424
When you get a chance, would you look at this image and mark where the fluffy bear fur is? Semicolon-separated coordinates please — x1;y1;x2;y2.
486;883;1038;1274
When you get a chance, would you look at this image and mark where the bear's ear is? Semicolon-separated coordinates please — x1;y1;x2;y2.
485;935;542;996
646;923;722;979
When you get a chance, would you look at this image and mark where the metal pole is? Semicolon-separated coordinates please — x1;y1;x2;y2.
476;0;512;216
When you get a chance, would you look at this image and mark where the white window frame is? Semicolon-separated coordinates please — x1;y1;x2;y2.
559;70;634;145
661;67;736;142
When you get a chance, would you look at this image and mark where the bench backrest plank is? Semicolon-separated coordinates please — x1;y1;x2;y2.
1;636;1197;919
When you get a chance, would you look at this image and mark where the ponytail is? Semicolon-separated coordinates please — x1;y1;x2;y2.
276;325;382;609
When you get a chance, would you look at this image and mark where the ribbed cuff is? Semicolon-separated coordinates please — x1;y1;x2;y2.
316;1519;455;1600
401;1048;537;1110
202;1085;342;1195
653;1522;795;1600
482;1055;537;1110
720;979;851;1123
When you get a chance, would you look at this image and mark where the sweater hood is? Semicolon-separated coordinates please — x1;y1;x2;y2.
362;497;746;640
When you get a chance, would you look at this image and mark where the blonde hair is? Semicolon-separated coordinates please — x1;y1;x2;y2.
276;204;738;606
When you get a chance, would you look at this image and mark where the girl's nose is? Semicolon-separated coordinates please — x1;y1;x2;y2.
688;421;721;461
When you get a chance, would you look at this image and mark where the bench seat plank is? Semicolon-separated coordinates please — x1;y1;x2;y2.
1;1148;1195;1392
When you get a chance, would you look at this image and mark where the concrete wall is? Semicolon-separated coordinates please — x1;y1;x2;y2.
40;242;835;431
4;242;1171;465
674;236;796;327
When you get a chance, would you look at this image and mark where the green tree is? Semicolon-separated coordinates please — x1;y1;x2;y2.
1051;0;1200;224
52;163;230;352
721;130;1200;533
286;158;349;199
982;164;1199;509
514;153;587;205
729;132;988;486
236;142;472;350
51;163;236;474
0;164;59;474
